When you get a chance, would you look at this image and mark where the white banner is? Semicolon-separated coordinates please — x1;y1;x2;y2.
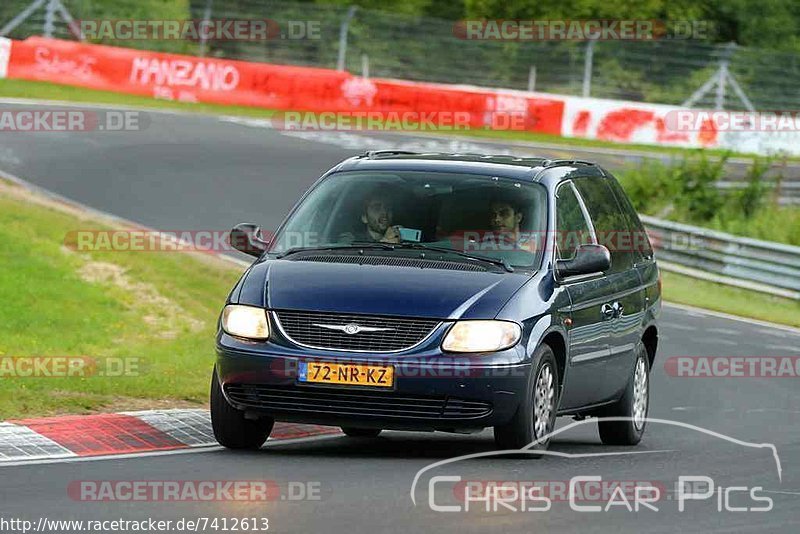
0;37;12;79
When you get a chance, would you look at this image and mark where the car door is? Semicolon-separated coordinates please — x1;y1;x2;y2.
573;177;646;401
554;180;616;410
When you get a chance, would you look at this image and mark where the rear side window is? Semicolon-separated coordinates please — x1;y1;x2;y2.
573;178;635;273
555;182;594;260
605;175;654;260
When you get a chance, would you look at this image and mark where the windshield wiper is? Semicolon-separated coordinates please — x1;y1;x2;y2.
276;241;515;272
393;243;515;273
275;242;395;259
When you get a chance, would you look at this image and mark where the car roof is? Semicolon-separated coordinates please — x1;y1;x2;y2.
334;150;607;185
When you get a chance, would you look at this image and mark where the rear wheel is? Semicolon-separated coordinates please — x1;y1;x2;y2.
494;344;559;454
598;344;650;445
210;368;274;449
341;427;382;438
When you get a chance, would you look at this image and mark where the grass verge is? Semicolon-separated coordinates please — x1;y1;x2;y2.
661;271;800;328
0;78;278;118
0;180;240;419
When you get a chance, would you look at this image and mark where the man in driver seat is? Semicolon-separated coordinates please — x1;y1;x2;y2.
487;193;537;252
340;192;401;244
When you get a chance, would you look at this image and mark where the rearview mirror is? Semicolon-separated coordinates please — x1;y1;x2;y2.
229;223;269;257
556;244;611;278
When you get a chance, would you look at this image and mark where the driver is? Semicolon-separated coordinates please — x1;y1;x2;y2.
490;196;524;236
487;194;537;252
341;192;401;244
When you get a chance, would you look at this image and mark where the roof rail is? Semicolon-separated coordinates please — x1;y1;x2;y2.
543;159;597;168
361;150;419;159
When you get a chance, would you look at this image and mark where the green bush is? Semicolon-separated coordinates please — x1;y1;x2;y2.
617;153;800;246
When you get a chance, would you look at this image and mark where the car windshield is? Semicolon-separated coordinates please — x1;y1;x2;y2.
269;170;548;269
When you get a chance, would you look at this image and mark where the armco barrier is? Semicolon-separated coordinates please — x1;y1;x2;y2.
642;215;800;300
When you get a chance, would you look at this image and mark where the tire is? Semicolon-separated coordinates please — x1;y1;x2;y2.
494;344;559;454
210;367;274;450
341;427;382;438
598;344;650;446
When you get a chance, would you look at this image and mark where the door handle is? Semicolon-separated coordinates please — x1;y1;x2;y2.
601;303;615;319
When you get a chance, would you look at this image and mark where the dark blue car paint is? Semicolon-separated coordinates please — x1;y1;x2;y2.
215;156;660;431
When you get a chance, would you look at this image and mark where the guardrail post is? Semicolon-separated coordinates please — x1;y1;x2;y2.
336;6;358;71
198;0;214;57
43;0;57;37
582;36;598;97
527;65;537;92
361;54;370;78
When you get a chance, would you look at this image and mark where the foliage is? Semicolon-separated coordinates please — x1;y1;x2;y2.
617;153;800;246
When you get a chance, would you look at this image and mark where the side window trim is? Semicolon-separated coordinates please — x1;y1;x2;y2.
555;180;598;243
568;181;598;243
554;179;598;263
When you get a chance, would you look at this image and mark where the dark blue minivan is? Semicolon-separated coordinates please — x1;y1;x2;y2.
212;151;660;453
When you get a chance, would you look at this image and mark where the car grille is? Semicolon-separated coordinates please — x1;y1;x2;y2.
273;310;440;352
293;254;488;272
224;384;493;420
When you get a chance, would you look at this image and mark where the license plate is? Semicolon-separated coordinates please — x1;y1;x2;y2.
298;361;394;388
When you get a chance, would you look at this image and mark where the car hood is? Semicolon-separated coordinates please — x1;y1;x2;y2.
234;258;530;319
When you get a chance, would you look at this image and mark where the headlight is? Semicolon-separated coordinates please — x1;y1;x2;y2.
221;305;270;340
441;320;521;353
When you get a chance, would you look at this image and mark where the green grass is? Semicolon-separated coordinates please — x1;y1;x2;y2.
661;271;800;328
0;78;770;160
0;186;240;419
0;78;278;118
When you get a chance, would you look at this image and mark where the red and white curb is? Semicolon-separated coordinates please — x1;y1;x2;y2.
0;409;341;463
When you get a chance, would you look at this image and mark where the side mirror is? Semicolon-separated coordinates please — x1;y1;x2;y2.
229;223;269;257
556;244;611;278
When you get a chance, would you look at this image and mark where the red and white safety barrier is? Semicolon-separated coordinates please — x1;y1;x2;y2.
0;36;795;156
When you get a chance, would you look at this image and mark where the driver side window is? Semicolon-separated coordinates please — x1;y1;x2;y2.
555;182;594;260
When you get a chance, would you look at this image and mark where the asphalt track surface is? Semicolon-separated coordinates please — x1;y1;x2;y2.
1;103;799;533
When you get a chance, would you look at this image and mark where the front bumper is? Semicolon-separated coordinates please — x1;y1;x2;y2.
215;334;530;431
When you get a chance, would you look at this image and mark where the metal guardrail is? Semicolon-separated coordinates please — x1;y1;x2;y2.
640;215;800;300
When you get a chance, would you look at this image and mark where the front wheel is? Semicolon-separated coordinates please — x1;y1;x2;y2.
598;344;650;445
210;367;274;450
494;344;559;454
